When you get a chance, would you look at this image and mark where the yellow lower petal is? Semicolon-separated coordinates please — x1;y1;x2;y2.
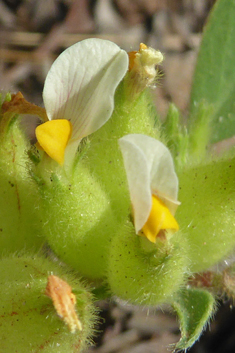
141;195;179;243
35;119;72;165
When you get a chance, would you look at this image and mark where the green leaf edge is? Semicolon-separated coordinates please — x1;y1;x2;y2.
171;288;217;351
190;0;235;143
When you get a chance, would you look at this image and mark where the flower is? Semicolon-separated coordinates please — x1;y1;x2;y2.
119;134;179;243
35;38;129;165
127;43;163;94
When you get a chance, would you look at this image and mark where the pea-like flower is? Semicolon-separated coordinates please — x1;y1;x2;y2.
119;134;180;243
36;38;129;165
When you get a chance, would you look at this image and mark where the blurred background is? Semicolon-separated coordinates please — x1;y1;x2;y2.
0;0;215;116
2;1;235;353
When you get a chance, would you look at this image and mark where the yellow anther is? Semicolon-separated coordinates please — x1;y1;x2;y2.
35;119;72;165
128;43;147;71
141;195;179;243
139;43;147;50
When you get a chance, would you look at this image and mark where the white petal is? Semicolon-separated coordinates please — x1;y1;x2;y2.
43;38;128;143
119;136;152;233
119;134;179;232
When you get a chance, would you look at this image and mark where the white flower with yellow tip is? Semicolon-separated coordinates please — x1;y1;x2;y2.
119;134;179;243
35;38;129;165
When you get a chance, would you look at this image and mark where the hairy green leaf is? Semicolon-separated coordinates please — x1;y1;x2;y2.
172;288;216;350
190;0;235;143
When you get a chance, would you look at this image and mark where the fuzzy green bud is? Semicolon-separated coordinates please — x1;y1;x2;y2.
36;162;118;280
0;98;45;256
0;255;96;352
107;221;189;306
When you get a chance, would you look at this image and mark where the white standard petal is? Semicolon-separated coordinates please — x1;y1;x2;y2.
119;136;152;234
43;38;128;143
119;134;179;232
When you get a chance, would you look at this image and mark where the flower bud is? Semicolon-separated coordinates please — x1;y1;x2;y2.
37;162;118;280
107;221;189;305
0;94;45;256
0;254;96;352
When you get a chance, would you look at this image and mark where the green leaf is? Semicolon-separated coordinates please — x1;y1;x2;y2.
172;288;216;350
178;156;235;273
190;0;235;143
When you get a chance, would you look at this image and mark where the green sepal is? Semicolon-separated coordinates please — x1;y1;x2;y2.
172;288;216;350
163;101;213;168
187;101;213;163
163;104;189;168
190;0;235;143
